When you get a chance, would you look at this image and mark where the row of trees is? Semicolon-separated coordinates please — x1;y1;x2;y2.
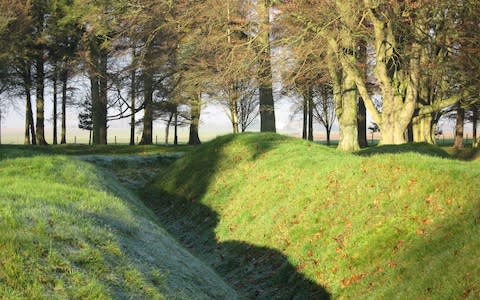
0;1;478;150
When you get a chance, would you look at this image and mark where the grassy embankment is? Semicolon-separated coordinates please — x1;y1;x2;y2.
0;145;237;299
144;133;480;299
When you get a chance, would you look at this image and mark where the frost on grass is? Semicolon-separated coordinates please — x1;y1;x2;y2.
78;153;184;189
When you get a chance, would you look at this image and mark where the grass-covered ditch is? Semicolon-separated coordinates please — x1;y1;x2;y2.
0;146;236;299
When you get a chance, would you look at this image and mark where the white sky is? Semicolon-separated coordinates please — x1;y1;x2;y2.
0;89;337;144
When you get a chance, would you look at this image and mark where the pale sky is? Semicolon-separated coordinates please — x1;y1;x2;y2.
0;91;336;144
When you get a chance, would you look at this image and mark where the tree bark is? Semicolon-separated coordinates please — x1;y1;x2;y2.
337;9;419;146
130;68;136;145
327;36;359;151
140;71;153;145
98;50;108;144
24;96;31;145
357;98;368;148
23;65;36;145
229;84;240;134
407;122;414;143
473;107;478;147
91;43;108;145
302;93;307;140
308;87;314;141
188;94;202;145
257;0;276;132
91;72;101;144
337;74;359;151
35;57;48;145
52;68;58;145
412;114;435;144
60;70;67;144
174;109;178;145
453;107;465;149
328;46;359;151
165;111;173;145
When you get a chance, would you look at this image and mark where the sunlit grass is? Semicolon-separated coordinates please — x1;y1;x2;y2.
145;133;480;299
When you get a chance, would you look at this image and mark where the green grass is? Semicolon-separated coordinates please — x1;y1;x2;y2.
143;133;480;299
443;147;480;161
357;142;451;158
0;148;237;299
0;144;191;160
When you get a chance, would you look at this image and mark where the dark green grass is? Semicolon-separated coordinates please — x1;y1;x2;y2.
0;144;191;160
144;133;480;299
357;142;451;158
444;147;480;161
0;149;236;299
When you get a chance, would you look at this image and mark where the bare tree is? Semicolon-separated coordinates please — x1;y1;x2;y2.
312;84;336;145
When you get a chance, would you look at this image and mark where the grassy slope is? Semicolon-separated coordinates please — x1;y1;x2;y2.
145;133;480;299
0;147;237;299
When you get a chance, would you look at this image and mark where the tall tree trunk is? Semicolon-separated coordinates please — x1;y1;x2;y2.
327;36;359;151
52;68;58;145
165;111;173;145
188;94;201;145
337;74;359;151
231;105;240;134
98;50;108;144
130;68;136;145
24;97;31;145
174;109;178;145
91;45;108;145
357;39;368;148
91;73;101;144
140;71;153;145
337;12;420;146
412;114;436;144
357;98;368;148
302;94;307;140
326;129;331;146
257;0;276;132
473;107;478;148
24;65;36;145
407;121;414;143
35;57;47;145
308;87;314;141
60;70;67;144
453;107;465;149
229;84;240;134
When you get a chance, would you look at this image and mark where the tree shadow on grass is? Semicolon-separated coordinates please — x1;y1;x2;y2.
0;144;191;160
356;142;451;159
140;133;331;299
448;147;480;161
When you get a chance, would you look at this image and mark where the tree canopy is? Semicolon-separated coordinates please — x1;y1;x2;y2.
0;0;478;149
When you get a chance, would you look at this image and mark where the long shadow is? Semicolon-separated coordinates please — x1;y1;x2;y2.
0;144;191;162
448;147;480;161
140;133;330;299
356;142;451;158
